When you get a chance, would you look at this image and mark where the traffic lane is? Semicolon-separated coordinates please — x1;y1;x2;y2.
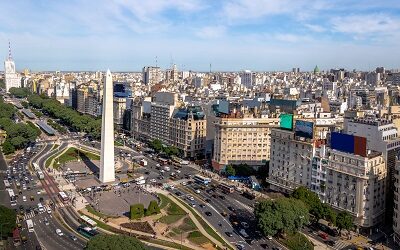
33;212;85;250
175;187;248;247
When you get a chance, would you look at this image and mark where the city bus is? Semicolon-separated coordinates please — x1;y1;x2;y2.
37;170;44;180
58;191;69;203
77;225;99;238
3;180;11;188
7;189;17;206
218;183;234;193
193;175;211;185
79;215;97;229
26;219;34;233
33;163;40;171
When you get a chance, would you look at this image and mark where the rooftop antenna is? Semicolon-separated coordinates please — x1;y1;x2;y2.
209;63;212;73
155;56;158;67
8;40;12;60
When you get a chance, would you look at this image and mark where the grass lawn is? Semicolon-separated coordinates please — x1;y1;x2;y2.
178;217;196;231
159;214;185;224
158;193;170;209
187;231;210;245
58;147;100;164
115;140;124;146
45;154;58;168
280;232;313;250
146;238;193;250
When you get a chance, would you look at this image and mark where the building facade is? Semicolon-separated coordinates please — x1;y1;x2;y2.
4;42;21;92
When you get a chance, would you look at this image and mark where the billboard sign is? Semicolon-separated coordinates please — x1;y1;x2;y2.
280;114;293;130
331;132;367;157
295;120;314;139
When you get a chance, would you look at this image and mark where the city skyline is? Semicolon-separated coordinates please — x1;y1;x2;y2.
1;0;400;71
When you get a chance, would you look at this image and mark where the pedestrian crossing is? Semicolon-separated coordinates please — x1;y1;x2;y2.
16;203;66;223
333;240;351;250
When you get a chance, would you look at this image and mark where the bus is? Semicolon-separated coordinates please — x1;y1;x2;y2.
7;189;17;206
37;170;44;180
33;163;40;171
79;215;97;229
218;183;234;193
58;191;69;203
77;225;99;238
3;180;11;188
193;175;211;185
318;219;339;237
26;219;34;233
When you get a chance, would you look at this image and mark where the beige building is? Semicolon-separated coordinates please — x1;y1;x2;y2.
212;114;279;171
76;86;101;117
326;149;386;229
113;97;126;130
170;106;206;158
394;161;400;245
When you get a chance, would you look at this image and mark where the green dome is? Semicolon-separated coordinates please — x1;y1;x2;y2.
314;65;320;74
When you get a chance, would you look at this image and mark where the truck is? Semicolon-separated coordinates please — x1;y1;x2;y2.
164;166;170;171
180;160;189;165
140;159;147;166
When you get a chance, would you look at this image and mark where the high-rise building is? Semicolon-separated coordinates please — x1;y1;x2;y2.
142;66;161;85
4;42;21;92
100;70;115;183
240;70;253;88
393;160;400;245
113;97;126;130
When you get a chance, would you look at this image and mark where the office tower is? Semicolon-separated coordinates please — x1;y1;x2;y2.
4;42;21;92
142;66;161;85
99;69;115;183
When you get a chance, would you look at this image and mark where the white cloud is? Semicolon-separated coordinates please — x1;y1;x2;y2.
331;14;400;35
304;24;326;32
273;33;312;43
195;26;226;39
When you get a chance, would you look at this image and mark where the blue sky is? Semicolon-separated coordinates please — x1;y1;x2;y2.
1;0;400;71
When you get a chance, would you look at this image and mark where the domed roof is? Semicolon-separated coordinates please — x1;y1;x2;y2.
314;65;320;74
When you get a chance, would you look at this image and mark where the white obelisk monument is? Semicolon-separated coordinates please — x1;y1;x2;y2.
99;69;115;183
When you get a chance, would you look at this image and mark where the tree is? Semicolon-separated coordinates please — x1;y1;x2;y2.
20;101;28;108
0;205;17;238
9;87;30;98
233;163;256;177
86;235;147;250
145;201;160;216
2;140;15;155
149;139;163;152
322;204;336;226
291;187;324;220
225;165;236;176
255;197;309;237
165;146;179;156
130;204;145;219
336;211;353;232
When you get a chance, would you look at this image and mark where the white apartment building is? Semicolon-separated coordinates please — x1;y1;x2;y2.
240;70;253;88
267;128;314;192
142;66;161;85
150;102;175;144
212;115;279;171
4;43;21;92
326;149;386;229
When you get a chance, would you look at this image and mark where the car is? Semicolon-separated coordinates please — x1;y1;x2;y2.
144;171;150;175
241;222;249;228
191;203;196;207
181;181;187;186
39;197;44;203
169;185;175;190
199;204;205;208
22;196;27;202
188;196;194;201
260;244;269;249
30;196;34;201
236;243;245;250
205;211;212;216
219;195;225;200
160;169;165;173
212;194;217;198
319;232;329;240
44;217;49;225
176;170;181;174
267;235;273;240
70;235;77;241
195;189;200;194
56;229;63;236
225;232;233;237
205;198;211;203
37;190;41;195
47;207;52;214
227;206;236;212
175;191;182;196
150;179;157;183
221;211;227;217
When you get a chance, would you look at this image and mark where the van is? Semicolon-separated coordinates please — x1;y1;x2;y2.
37;203;44;213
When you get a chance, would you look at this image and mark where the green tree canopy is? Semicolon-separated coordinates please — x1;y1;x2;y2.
255;197;309;236
0;205;17;238
336;211;353;231
130;204;145;220
225;165;236;176
149;139;163;152
86;235;147;250
9;87;30;98
145;200;160;216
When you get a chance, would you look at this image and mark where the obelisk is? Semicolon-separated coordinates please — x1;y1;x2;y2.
99;69;115;183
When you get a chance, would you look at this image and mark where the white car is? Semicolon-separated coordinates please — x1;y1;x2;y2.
176;170;181;174
267;235;273;240
169;185;175;190
37;190;41;195
150;179;157;183
47;207;52;214
181;182;187;186
22;196;27;202
195;189;201;194
188;196;194;201
56;229;63;236
160;169;165;173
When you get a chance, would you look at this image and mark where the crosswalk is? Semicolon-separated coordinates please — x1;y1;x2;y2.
333;240;351;250
16;203;66;223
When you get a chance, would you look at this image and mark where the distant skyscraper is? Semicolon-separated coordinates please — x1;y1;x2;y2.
4;41;21;92
142;66;161;85
100;69;115;183
240;70;253;88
